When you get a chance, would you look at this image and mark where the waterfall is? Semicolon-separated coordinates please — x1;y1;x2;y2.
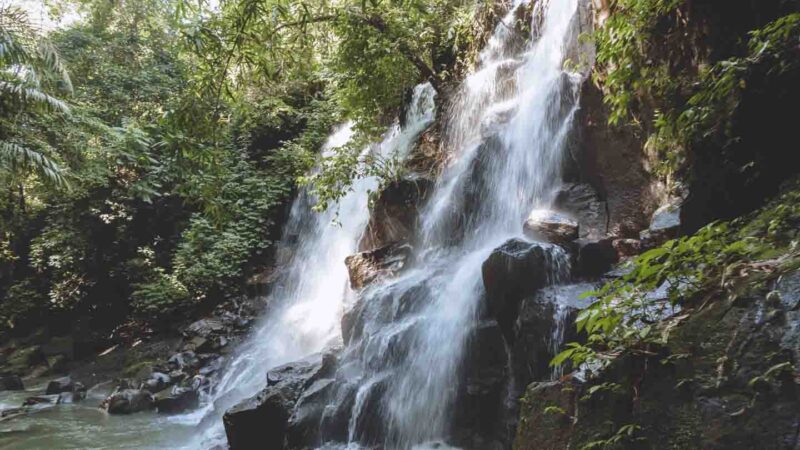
324;0;582;449
186;0;581;447
179;84;437;449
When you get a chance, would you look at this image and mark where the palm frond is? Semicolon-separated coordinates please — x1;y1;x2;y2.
0;80;70;113
0;140;69;188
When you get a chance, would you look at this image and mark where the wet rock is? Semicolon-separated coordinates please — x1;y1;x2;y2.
286;378;336;448
224;388;294;449
348;376;390;446
341;288;396;345
199;356;224;376
167;351;199;371
570;237;618;277
224;354;331;450
0;374;24;391
512;284;593;385
57;390;86;404
319;382;357;442
105;389;155;414
482;239;568;338
358;177;433;251
142;372;171;393
155;387;200;414
185;319;225;338
45;376;76;395
23;395;60;407
345;242;413;290
523;209;579;245
453;320;509;447
554;183;609;239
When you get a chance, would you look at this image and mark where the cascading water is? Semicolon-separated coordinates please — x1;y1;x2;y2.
319;0;583;449
176;84;437;449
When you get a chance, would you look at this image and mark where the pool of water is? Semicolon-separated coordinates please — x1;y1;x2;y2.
0;380;198;450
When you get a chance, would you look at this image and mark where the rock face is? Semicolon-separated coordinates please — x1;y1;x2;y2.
514;269;800;450
570;237;618;277
482;239;568;338
572;80;664;238
105;389;155;414
358;177;433;251
344;242;413;290
523;210;579;245
224;353;335;450
553;183;609;239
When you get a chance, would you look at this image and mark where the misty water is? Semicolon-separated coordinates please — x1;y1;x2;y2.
0;0;583;447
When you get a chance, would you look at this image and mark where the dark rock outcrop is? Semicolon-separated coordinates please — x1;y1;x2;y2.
223;353;335;450
358;177;433;251
514;269;800;450
572;80;663;238
155;387;200;414
105;389;155;414
345;242;413;290
482;239;568;338
452;320;509;450
523;210;579;245
512;284;593;386
569;237;618;277
45;376;79;395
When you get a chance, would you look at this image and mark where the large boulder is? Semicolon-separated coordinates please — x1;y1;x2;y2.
155;387;200;414
105;389;155;414
45;376;78;395
481;239;569;338
0;374;24;391
358;177;433;251
345;242;413;290
141;372;172;393
512;284;595;385
523;210;579;245
224;354;333;450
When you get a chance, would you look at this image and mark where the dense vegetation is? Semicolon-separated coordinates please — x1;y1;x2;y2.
554;0;800;391
0;0;485;347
